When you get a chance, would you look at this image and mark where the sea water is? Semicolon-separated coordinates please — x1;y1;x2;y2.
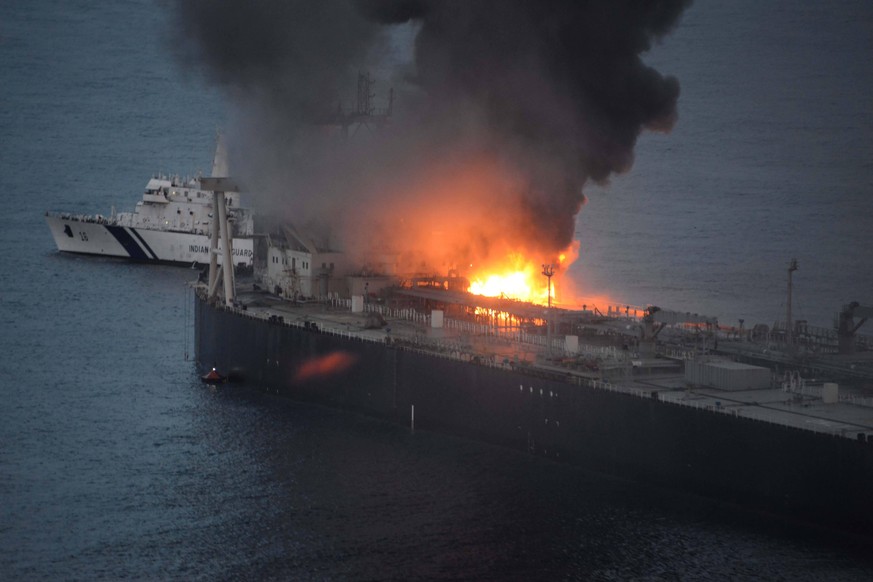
2;1;872;579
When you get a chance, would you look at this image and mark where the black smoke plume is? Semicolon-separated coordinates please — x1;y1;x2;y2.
168;0;691;268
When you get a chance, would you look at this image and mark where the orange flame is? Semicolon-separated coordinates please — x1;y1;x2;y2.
467;241;580;305
293;351;358;383
338;156;619;309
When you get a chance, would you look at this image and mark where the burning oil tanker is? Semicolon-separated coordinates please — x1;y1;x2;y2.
176;1;873;534
194;188;873;535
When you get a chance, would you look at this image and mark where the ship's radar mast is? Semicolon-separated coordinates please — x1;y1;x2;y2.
318;72;393;138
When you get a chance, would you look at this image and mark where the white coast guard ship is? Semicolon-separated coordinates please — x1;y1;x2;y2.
45;137;254;267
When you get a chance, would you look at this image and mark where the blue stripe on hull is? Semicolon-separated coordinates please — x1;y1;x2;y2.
105;225;150;260
127;227;158;260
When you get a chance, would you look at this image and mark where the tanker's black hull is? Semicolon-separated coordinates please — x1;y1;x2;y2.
195;294;873;534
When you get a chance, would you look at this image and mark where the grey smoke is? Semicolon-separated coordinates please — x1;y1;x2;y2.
168;0;691;265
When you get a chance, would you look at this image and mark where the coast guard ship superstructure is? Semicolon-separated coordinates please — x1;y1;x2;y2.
45;137;254;267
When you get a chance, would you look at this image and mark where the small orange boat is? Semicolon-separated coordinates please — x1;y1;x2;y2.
201;367;226;385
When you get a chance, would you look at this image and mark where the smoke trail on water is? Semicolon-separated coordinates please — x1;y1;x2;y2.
168;0;691;275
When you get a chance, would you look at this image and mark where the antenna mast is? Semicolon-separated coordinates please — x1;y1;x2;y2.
317;72;393;138
786;258;798;346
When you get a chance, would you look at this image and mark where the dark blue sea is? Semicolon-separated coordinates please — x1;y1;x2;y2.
2;1;872;579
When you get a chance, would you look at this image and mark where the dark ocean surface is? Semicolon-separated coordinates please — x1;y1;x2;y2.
2;1;872;579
